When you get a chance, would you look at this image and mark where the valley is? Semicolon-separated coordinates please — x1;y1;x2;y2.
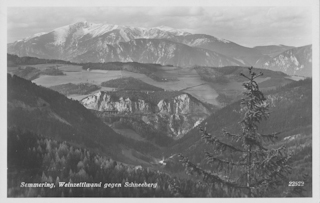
6;53;313;197
6;19;313;197
7;55;299;145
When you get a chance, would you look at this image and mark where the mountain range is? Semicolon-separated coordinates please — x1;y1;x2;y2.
7;21;312;77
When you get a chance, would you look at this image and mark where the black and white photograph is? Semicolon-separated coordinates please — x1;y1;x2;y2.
2;0;319;200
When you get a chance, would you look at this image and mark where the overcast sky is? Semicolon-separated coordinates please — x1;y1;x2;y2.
7;6;312;47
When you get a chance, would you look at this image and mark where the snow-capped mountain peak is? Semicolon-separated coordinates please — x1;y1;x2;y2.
45;22;192;45
11;21;194;47
7;21;312;77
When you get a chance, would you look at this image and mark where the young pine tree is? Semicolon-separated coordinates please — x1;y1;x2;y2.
179;67;292;197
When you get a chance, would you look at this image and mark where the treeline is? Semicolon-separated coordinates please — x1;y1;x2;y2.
7;54;76;67
82;62;172;82
12;66;65;81
194;65;290;84
8;128;221;197
49;83;101;96
82;61;162;71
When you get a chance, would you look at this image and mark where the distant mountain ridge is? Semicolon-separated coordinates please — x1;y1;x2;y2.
72;38;243;66
8;21;312;76
260;45;312;77
253;45;294;57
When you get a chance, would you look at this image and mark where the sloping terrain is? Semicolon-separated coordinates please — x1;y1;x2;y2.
169;34;263;65
157;79;312;197
72;38;243;67
7;127;216;197
166;78;311;155
7;74;162;163
194;66;293;106
253;45;294;57
260;45;312;77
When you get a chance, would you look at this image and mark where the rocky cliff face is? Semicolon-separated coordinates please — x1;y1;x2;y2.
81;91;152;113
81;91;211;138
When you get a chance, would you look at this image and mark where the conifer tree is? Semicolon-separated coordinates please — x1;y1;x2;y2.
179;67;292;197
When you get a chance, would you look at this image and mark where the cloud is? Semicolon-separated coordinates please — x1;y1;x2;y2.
266;7;308;21
147;7;204;17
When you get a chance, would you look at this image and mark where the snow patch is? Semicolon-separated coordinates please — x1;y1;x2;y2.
119;29;130;41
234;58;245;65
33;32;47;37
84;24;119;37
53;25;70;45
193;118;204;128
217;38;230;43
190;38;208;46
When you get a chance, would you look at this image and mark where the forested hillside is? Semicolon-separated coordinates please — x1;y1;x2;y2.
8;128;221;197
160;78;312;197
7;74;161;163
